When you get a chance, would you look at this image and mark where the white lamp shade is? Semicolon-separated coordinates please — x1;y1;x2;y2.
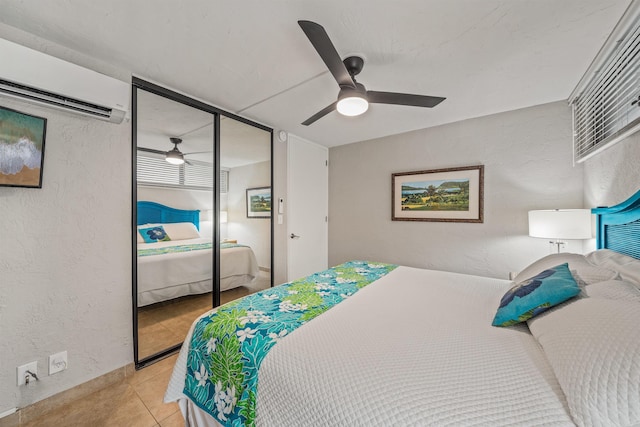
528;209;592;239
220;211;228;224
200;209;213;221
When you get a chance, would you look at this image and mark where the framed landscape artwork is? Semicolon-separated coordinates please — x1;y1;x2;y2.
392;165;484;223
246;186;271;218
0;106;47;188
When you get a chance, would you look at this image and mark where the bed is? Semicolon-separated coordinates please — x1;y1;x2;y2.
137;201;259;306
164;192;640;426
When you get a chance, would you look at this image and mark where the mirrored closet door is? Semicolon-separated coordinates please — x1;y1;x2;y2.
133;83;216;364
219;116;273;305
132;78;274;368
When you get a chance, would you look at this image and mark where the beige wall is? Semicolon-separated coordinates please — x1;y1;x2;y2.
227;161;271;269
328;101;584;279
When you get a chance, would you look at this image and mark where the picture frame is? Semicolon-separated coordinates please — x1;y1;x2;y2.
0;106;47;188
392;165;484;223
246;186;271;218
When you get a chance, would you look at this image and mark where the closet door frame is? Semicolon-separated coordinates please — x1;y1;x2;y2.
131;77;273;369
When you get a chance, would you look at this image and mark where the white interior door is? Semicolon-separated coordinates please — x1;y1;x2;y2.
287;135;328;280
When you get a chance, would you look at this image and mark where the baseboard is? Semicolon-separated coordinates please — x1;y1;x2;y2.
0;363;134;427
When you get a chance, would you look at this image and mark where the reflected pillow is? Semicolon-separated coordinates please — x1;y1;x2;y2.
162;222;200;240
492;263;581;327
139;226;171;243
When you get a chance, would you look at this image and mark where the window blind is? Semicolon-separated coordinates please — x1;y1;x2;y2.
572;15;640;163
136;150;217;191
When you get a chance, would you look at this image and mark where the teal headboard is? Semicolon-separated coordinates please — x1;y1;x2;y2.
591;189;640;259
137;201;200;230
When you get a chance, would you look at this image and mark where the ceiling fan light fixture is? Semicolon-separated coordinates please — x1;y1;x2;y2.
165;148;185;165
336;94;369;117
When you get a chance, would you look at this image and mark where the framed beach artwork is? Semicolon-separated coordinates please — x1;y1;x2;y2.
0;106;47;188
246;187;271;218
392;165;484;223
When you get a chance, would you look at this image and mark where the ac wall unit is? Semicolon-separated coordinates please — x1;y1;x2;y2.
0;38;129;123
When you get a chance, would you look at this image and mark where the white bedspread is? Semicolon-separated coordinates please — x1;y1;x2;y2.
138;239;258;306
166;266;574;426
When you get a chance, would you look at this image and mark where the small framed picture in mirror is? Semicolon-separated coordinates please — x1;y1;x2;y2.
246;187;271;218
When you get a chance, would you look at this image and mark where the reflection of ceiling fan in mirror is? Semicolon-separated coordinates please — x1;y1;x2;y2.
164;137;213;165
136;137;213;166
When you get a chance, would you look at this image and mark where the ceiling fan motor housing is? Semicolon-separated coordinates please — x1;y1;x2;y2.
338;82;367;101
343;56;364;77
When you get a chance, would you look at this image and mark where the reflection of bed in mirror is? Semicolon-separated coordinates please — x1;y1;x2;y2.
136;201;259;307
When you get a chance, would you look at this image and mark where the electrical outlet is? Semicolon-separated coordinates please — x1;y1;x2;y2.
49;351;67;375
17;362;37;386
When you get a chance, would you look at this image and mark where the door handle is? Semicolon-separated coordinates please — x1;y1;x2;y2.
290;233;300;239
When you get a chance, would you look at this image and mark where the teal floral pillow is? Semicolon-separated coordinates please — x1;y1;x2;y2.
492;263;580;327
139;226;171;243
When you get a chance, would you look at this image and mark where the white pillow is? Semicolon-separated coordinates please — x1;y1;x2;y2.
586;249;640;286
162;222;201;240
514;253;618;285
137;222;201;241
584;279;640;303
528;298;640;426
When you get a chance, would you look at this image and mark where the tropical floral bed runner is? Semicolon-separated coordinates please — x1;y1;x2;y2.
183;260;398;426
137;242;247;257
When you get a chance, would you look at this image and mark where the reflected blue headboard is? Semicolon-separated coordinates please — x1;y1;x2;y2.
592;189;640;259
137;201;200;230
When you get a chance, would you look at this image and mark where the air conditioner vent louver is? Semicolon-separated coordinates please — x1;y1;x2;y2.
0;38;129;123
0;78;112;118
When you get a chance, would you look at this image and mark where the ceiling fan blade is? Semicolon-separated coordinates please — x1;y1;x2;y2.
298;20;355;89
301;102;337;126
367;91;446;108
184;151;214;155
137;147;165;155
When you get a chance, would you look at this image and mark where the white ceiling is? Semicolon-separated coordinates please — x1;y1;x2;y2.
0;0;632;147
137;89;271;168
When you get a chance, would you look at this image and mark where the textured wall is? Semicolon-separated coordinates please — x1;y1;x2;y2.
0;98;132;412
582;131;640;251
329;101;584;279
272;135;288;286
583;131;640;206
0;25;288;414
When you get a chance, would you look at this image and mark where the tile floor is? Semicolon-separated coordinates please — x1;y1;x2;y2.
21;353;182;427
16;272;272;426
138;271;272;358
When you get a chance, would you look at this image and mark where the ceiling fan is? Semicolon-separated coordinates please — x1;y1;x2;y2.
135;137;211;165
298;20;446;126
164;137;214;165
165;137;186;164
